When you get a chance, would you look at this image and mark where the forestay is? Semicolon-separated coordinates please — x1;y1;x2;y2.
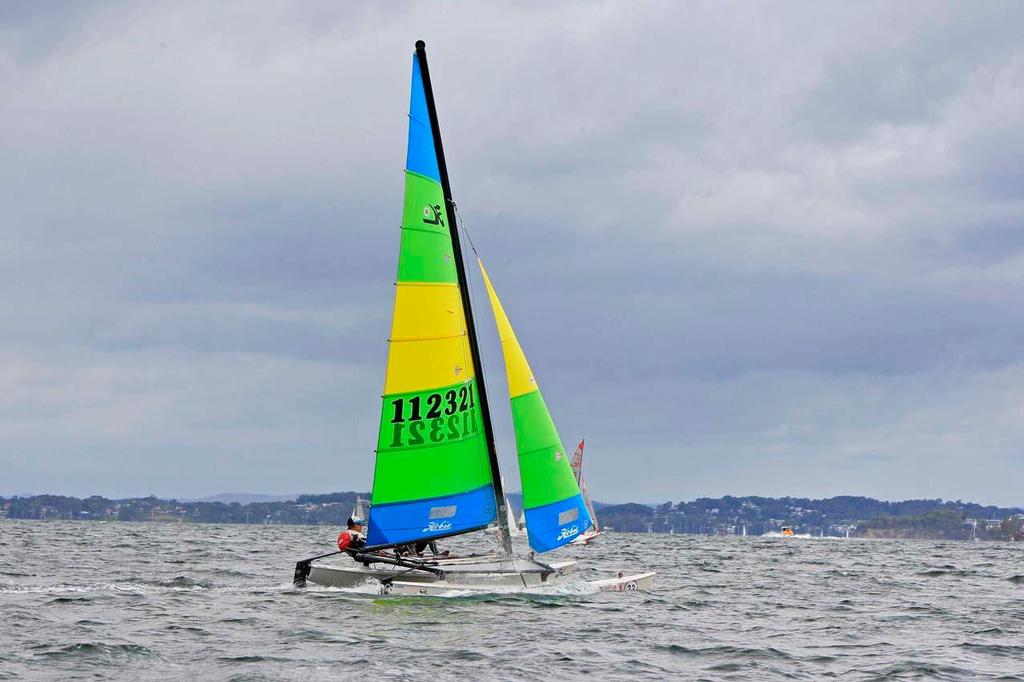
366;55;497;548
478;260;592;552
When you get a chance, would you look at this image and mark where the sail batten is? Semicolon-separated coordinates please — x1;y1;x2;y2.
366;50;498;549
478;260;592;553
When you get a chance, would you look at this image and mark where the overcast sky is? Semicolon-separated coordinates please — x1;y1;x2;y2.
1;2;1022;505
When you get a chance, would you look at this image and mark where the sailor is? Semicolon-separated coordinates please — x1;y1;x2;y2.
344;515;367;551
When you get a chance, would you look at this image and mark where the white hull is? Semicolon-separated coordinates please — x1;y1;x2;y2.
385;570;656;596
586;570;656;592
571;529;603;545
307;554;576;589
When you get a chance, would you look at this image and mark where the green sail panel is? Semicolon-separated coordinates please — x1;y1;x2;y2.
478;260;592;552
366;53;497;548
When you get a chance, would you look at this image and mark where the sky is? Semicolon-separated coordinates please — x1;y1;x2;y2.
1;2;1022;505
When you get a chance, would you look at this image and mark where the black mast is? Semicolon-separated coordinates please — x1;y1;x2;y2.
414;40;513;556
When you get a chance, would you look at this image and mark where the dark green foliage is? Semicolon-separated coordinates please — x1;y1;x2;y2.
598;495;1022;539
2;492;1020;541
0;492;369;525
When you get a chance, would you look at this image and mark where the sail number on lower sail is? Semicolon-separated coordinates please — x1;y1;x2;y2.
386;384;479;448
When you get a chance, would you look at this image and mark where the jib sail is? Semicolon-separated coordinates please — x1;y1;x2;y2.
478;260;592;553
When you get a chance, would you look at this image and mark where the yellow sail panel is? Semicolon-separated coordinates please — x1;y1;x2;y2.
384;335;475;395
390;282;465;341
478;259;537;398
384;282;475;395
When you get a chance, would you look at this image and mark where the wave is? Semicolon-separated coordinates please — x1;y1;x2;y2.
0;581;299;595
655;643;796;661
957;642;1024;657
29;642;157;661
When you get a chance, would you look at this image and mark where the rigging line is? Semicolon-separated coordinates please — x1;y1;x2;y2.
454;202;484;382
451;203;475;392
455;203;482;377
452;201;522;556
453;202;480;258
454;200;511;542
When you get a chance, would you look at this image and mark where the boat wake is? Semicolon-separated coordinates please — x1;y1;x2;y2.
0;580;303;595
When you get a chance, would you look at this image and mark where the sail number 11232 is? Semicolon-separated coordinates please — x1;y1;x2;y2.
387;386;478;448
390;386;475;423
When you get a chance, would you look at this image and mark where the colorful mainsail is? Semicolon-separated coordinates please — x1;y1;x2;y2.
366;54;496;548
478;260;592;552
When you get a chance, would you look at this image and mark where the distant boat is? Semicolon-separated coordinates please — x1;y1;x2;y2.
764;526;811;538
568;439;602;545
505;495;522;538
485;488;522;538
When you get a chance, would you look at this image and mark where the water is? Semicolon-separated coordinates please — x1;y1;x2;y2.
2;520;1023;680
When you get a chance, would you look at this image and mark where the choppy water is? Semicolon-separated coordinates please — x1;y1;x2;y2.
2;520;1023;680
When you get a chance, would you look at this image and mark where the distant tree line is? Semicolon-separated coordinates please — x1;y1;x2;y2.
596;495;1023;540
3;493;1022;541
0;492;369;526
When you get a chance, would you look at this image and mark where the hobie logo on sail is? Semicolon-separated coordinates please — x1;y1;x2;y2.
422;520;453;533
556;525;579;541
422;204;445;227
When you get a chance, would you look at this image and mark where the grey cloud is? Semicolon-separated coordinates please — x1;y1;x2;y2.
1;2;1022;505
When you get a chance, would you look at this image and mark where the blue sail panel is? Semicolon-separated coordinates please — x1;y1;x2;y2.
366;485;495;548
406;56;440;182
523;493;593;553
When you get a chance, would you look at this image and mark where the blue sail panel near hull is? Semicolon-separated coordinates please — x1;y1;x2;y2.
523;493;593;553
366;485;495;548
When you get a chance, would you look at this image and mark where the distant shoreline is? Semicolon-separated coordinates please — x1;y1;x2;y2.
3;492;1022;541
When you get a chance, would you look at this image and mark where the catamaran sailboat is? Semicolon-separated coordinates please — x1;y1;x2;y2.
569;439;602;545
292;41;652;595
